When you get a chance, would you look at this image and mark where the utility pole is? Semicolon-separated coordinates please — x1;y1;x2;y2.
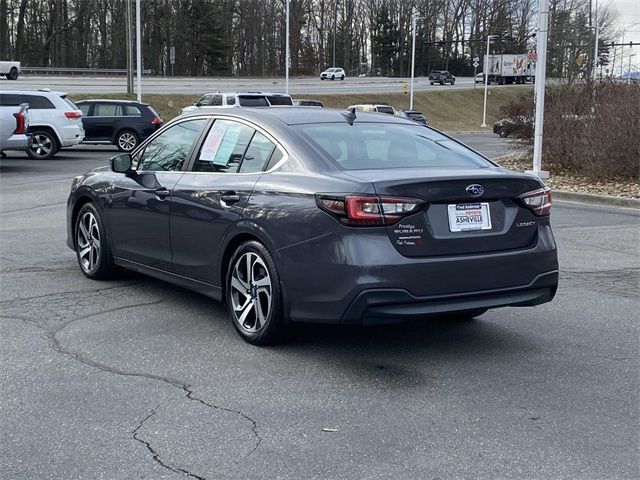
528;0;549;179
125;0;132;95
481;35;496;128
333;0;337;67
593;0;599;81
409;7;424;110
285;0;290;94
135;0;142;102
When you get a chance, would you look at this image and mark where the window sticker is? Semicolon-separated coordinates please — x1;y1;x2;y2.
200;122;228;161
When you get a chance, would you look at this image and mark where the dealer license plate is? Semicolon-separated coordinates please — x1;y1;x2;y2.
447;203;492;232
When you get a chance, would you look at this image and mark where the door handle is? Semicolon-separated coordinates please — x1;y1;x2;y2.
220;191;240;205
154;187;171;199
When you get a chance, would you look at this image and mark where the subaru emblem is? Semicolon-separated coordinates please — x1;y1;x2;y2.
466;184;484;197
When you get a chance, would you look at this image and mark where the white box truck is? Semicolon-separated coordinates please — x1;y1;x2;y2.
484;54;532;84
0;61;21;80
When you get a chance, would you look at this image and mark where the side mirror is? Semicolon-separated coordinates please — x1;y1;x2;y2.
193;101;199;106
111;153;133;173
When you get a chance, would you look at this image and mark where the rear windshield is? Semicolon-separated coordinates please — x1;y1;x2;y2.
294;123;492;170
238;96;269;107
267;95;293;106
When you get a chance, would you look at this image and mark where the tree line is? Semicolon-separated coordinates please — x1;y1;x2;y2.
0;0;617;79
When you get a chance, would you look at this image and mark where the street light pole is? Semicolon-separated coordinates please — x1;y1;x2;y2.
285;0;290;95
528;0;549;179
409;7;424;110
481;35;495;128
135;0;141;102
125;0;132;95
592;0;599;81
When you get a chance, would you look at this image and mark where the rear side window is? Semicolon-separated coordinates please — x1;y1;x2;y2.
123;105;142;116
93;103;122;116
267;96;293;106
6;94;55;109
226;96;236;106
295;123;492;171
376;106;394;114
77;103;91;116
237;96;268;107
194;120;254;172
239;132;275;173
60;96;78;110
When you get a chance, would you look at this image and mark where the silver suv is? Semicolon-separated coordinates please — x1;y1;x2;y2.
182;92;293;114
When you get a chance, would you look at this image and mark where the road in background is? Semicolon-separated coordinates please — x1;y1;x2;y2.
1;143;637;479
0;75;523;95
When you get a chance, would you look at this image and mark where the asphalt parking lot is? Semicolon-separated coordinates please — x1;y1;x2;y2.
1;141;638;479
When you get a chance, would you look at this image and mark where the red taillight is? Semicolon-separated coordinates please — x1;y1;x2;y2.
151;116;162;125
316;194;423;226
520;187;552;216
64;111;82;119
13;112;26;135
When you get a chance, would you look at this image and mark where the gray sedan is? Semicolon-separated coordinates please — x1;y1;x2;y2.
66;108;558;344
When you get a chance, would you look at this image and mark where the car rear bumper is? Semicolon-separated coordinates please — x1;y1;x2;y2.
58;124;85;147
1;133;32;151
274;225;558;325
340;271;557;325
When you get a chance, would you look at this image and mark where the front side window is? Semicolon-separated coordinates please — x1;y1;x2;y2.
136;119;207;171
295;123;493;171
198;94;213;106
194;120;254;172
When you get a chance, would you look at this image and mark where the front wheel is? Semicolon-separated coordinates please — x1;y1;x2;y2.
340;75;345;80
451;79;455;85
75;203;118;279
498;129;509;138
227;241;285;345
331;75;335;80
27;130;58;159
115;130;138;152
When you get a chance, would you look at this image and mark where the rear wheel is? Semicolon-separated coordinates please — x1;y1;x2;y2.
331;75;335;80
227;241;285;345
340;75;345;80
115;130;138;152
498;129;509;138
451;79;455;85
75;203;118;279
27;130;58;159
430;81;434;85
6;67;18;80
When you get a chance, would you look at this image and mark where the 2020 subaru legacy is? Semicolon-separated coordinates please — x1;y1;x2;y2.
66;108;558;345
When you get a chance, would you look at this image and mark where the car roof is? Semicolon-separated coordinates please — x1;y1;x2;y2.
75;99;147;105
179;107;415;127
0;89;68;97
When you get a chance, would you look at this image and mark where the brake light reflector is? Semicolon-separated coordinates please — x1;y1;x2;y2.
13;112;26;135
520;187;552;216
64;111;82;119
316;194;423;226
151;116;163;125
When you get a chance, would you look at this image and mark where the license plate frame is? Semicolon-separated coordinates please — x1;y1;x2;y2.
447;202;492;232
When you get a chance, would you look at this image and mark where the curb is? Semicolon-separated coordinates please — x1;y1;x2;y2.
553;190;640;209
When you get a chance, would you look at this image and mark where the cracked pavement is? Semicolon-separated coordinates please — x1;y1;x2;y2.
1;143;638;479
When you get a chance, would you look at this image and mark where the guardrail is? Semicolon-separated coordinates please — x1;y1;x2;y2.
21;66;154;75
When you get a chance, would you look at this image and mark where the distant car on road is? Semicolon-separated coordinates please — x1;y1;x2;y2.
320;67;346;80
75;100;163;152
0;60;21;80
182;92;293;114
66;107;557;345
429;70;456;85
475;72;487;84
293;99;324;107
0;102;31;156
347;103;395;114
0;89;84;159
395;109;428;125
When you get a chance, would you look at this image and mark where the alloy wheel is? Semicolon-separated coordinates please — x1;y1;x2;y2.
230;252;272;333
77;211;101;273
117;132;137;151
30;133;53;158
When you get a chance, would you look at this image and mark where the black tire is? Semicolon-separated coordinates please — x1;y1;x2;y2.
340;75;345;80
74;203;118;280
331;75;335;80
7;67;18;80
430;81;434;85
115;130;139;152
226;241;285;345
320;77;324;80
498;129;509;138
451;79;455;85
27;130;59;159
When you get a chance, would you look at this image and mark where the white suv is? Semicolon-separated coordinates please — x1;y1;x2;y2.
0;89;84;159
181;92;293;114
320;67;346;80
